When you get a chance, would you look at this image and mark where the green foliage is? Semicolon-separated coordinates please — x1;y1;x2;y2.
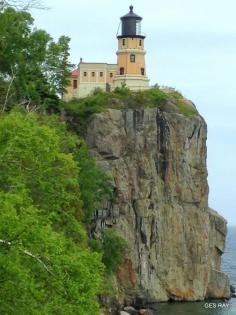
0;109;113;314
0;8;33;73
75;143;112;223
60;86;198;142
60;92;108;135
92;87;105;95
125;87;168;108
142;87;168;105
0;191;104;315
60;86;170;136
46;35;74;99
167;89;184;100
176;101;198;117
63;92;108;115
101;230;128;274
0;109;83;230
113;83;130;97
0;8;72;109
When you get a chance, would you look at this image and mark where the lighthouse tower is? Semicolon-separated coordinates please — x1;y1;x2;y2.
113;5;149;90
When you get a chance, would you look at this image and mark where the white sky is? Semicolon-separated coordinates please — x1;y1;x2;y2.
33;0;236;225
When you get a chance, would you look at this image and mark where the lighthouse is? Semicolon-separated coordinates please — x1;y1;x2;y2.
64;5;150;101
113;5;149;90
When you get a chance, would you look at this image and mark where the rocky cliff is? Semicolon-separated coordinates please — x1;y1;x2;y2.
86;101;230;305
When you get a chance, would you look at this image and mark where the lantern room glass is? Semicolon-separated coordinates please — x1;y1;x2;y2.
136;21;141;36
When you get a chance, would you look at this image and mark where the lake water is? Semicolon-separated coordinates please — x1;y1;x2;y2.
152;226;236;315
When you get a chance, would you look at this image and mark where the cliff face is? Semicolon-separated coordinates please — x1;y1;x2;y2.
86;105;230;303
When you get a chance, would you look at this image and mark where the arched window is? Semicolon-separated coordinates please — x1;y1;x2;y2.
141;68;145;75
122;39;126;46
130;54;135;62
120;67;124;75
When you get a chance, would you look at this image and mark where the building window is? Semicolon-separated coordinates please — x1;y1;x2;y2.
110;73;113;78
141;68;145;75
120;67;124;75
92;72;95;77
122;39;125;46
73;80;77;89
139;40;142;46
130;54;135;62
83;72;87;77
100;72;103;77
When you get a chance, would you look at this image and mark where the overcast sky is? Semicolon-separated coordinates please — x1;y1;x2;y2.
33;0;236;225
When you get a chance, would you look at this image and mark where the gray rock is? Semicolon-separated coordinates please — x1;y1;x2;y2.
120;312;130;315
230;285;236;293
139;309;154;315
124;306;138;315
87;106;230;302
206;269;230;299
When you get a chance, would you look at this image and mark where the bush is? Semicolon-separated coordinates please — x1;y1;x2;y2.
60;86;198;137
60;92;108;135
113;83;130;97
142;87;168;106
75;143;112;224
101;229;128;274
89;230;128;274
176;101;197;117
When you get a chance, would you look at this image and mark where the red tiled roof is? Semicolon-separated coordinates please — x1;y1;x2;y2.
71;69;80;77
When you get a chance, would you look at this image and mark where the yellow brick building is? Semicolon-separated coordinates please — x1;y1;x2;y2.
64;6;149;100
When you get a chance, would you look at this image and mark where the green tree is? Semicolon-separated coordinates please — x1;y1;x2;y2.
90;230;128;274
0;110;83;225
0;110;105;314
46;35;73;99
0;8;34;73
102;230;128;274
0;191;104;315
0;8;72;109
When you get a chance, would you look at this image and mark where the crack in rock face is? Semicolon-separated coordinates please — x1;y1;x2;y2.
86;107;230;304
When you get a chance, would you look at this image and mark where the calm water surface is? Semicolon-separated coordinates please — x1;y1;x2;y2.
152;226;236;315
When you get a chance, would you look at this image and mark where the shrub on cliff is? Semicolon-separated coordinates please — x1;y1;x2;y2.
75;143;112;224
61;93;108;135
90;230;128;274
102;230;128;274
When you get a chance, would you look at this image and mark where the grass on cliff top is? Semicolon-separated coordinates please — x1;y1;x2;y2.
60;86;198;135
176;101;198;117
62;86;168;112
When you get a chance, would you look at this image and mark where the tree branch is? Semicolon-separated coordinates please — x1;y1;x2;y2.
0;0;48;11
0;239;54;275
22;249;53;275
2;67;15;113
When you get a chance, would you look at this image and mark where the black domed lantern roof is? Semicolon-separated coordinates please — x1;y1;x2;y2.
118;5;145;39
121;5;142;20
